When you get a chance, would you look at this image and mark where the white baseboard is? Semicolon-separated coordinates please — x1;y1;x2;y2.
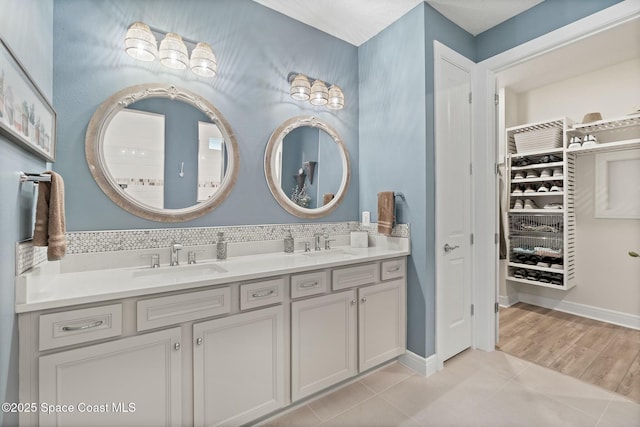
499;294;519;307
518;292;640;330
398;351;437;377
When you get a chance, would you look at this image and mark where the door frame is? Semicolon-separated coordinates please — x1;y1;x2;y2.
471;1;640;353
434;40;475;370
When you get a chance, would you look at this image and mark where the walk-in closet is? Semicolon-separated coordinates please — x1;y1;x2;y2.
495;17;640;402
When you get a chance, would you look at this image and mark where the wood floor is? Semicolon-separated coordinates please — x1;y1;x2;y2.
497;302;640;403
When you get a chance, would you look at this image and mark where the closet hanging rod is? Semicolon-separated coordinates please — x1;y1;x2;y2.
19;172;51;184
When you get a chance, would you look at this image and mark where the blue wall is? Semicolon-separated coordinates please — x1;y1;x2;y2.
476;0;623;61
0;2;53;425
359;2;475;358
53;0;359;230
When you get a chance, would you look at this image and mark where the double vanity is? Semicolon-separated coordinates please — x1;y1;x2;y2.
16;235;409;426
15;75;406;426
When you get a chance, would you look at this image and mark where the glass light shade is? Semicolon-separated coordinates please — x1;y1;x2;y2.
309;80;328;106
327;85;345;110
124;22;158;62
290;74;311;101
159;33;188;70
190;42;217;77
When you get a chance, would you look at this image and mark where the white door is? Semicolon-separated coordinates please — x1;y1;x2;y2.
193;306;285;427
435;41;474;364
358;280;406;371
39;328;182;427
291;290;357;401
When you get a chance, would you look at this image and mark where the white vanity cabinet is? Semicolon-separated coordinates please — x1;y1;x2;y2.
38;327;182;427
193;305;285;427
291;290;358;401
19;253;408;427
291;259;406;401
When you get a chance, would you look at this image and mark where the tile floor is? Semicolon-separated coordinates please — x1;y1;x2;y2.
260;350;640;426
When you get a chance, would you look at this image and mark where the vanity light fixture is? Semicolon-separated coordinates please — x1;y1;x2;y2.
287;72;344;110
124;22;217;78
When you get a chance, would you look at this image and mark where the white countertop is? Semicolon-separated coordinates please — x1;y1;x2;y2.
16;239;410;313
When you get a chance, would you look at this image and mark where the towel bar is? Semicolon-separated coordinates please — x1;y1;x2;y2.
19;172;51;184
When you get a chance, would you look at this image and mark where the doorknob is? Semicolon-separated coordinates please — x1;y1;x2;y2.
444;243;460;253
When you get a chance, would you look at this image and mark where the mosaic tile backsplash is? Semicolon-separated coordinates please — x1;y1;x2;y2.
17;221;409;274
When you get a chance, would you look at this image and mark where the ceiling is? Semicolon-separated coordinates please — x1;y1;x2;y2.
252;0;544;46
496;17;640;93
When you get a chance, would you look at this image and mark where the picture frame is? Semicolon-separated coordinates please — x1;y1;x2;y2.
0;36;56;162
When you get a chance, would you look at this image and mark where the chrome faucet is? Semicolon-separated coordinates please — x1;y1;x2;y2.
313;233;323;251
170;242;183;266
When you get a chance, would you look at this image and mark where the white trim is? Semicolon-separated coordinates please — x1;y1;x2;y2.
499;294;519;307
398;351;437;377
518;292;640;330
473;0;640;352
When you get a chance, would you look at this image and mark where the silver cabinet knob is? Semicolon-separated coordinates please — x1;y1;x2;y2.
444;243;460;253
351;299;357;305
196;337;203;346
361;297;367;303
174;342;181;351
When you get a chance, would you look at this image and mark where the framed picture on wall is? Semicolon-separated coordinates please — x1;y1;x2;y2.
0;36;56;162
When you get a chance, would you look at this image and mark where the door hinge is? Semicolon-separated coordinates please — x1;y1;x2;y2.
469;163;473;175
494;233;499;244
495;163;500;175
495;302;500;313
470;233;474;245
494;94;499;105
469;92;472;104
471;304;475;316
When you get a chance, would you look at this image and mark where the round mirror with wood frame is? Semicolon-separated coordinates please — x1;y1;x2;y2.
264;116;350;219
85;83;239;222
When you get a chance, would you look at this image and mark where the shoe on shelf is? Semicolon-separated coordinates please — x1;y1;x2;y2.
513;199;524;209
537;185;549;192
550;262;563;270
524;199;538;209
582;134;598;148
543;202;563;209
524;185;536;194
550;184;562;192
513;171;525;180
548;155;562;163
526;170;539;179
537;260;551;268
512;158;530;167
568;136;582;149
512;185;523;195
553;168;563;177
540;168;552;178
513;269;527;279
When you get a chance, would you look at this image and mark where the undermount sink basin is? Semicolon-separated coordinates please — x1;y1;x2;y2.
133;262;228;278
301;248;358;260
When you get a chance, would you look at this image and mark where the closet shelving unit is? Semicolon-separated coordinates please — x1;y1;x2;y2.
505;117;576;290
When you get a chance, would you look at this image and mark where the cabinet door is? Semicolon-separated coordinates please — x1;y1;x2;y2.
291;290;357;401
193;305;285;427
358;280;406;371
38;327;182;427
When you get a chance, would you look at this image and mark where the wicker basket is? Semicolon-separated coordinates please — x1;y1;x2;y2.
514;127;562;153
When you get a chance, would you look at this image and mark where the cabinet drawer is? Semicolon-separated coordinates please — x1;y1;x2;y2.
381;259;405;281
137;287;230;332
39;304;122;351
291;271;328;299
240;278;285;311
332;263;379;291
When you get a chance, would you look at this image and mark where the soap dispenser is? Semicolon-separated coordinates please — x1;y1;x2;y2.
216;231;227;260
284;229;294;253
